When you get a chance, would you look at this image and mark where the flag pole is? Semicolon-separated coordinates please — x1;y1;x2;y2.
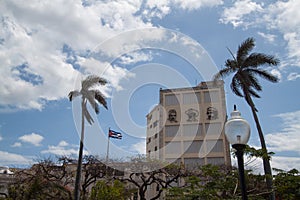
106;128;110;164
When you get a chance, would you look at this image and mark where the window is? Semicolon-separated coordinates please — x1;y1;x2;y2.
154;146;158;151
207;157;224;165
182;124;202;137
205;123;222;136
155;133;158;138
184;141;203;154
153;120;158;127
206;140;224;153
183;92;201;104
165;125;180;138
204;91;220;103
165;141;181;154
165;158;181;165
165;94;180;106
184;158;205;167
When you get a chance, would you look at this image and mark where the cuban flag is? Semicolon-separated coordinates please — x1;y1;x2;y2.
109;129;122;139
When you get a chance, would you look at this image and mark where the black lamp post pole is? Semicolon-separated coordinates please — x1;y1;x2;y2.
232;143;248;200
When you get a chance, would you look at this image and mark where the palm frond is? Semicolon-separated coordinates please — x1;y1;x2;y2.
237;37;255;64
68;90;81;101
248;87;261;98
226;47;238;63
84;91;98;114
82;75;108;90
94;90;108;110
247;72;262;91
248;68;279;83
230;75;244;97
83;104;94;125
213;67;235;82
243;53;280;68
224;59;238;69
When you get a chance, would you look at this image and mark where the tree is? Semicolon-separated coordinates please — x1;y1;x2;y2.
213;37;279;199
273;168;300;200
166;164;237;200
7;158;73;200
116;157;185;200
88;180;133;200
68;75;108;200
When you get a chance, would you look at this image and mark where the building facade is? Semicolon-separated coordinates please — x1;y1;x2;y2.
146;81;231;168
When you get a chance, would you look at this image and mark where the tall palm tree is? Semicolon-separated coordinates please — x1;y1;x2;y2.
213;37;279;200
68;75;108;200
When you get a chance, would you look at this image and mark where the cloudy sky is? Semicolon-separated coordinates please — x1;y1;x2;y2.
0;0;299;172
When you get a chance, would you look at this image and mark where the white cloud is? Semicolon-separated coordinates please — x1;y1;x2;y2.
58;140;69;147
220;0;263;28
0;150;32;166
173;0;223;10
11;142;22;147
19;133;44;146
220;0;300;71
266;110;300;154
287;72;300;81
0;0;228;111
271;156;300;172
119;52;153;65
257;31;276;42
143;0;223;19
269;68;282;81
243;155;300;174
41;140;88;156
77;57;135;92
131;140;146;154
0;135;2;141
0;0;151;111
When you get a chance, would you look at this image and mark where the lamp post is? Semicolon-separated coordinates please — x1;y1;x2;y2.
225;105;250;200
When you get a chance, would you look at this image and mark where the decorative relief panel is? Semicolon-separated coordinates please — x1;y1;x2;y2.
185;108;199;122
206;106;218;120
167;109;178;123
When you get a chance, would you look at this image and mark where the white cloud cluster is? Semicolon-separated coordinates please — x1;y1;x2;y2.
220;0;263;28
235;155;300;174
0;150;32;166
0;0;147;112
6;132;43;148
131;140;146;155
220;0;300;79
266;110;300;154
0;0;222;112
18;132;44;147
41;140;88;156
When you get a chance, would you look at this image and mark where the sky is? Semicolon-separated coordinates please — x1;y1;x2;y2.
0;0;299;172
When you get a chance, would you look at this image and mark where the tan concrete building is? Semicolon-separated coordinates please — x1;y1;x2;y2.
146;81;231;169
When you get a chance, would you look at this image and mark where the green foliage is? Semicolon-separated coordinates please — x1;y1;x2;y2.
244;145;275;161
89;180;133;200
274;168;300;200
166;164;237;200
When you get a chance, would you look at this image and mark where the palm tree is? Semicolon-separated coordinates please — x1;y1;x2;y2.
213;37;279;200
68;75;108;200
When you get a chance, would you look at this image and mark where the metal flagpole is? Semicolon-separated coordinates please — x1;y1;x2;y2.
106;128;110;164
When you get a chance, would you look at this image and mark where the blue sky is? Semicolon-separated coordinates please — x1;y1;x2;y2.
0;0;299;172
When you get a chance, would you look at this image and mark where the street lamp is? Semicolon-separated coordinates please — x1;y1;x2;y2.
225;105;250;200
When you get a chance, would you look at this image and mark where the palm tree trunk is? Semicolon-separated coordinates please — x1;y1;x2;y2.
74;100;85;200
247;96;275;200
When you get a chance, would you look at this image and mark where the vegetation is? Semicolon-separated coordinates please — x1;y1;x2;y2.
3;156;299;200
89;180;134;200
213;37;280;199
68;75;108;200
